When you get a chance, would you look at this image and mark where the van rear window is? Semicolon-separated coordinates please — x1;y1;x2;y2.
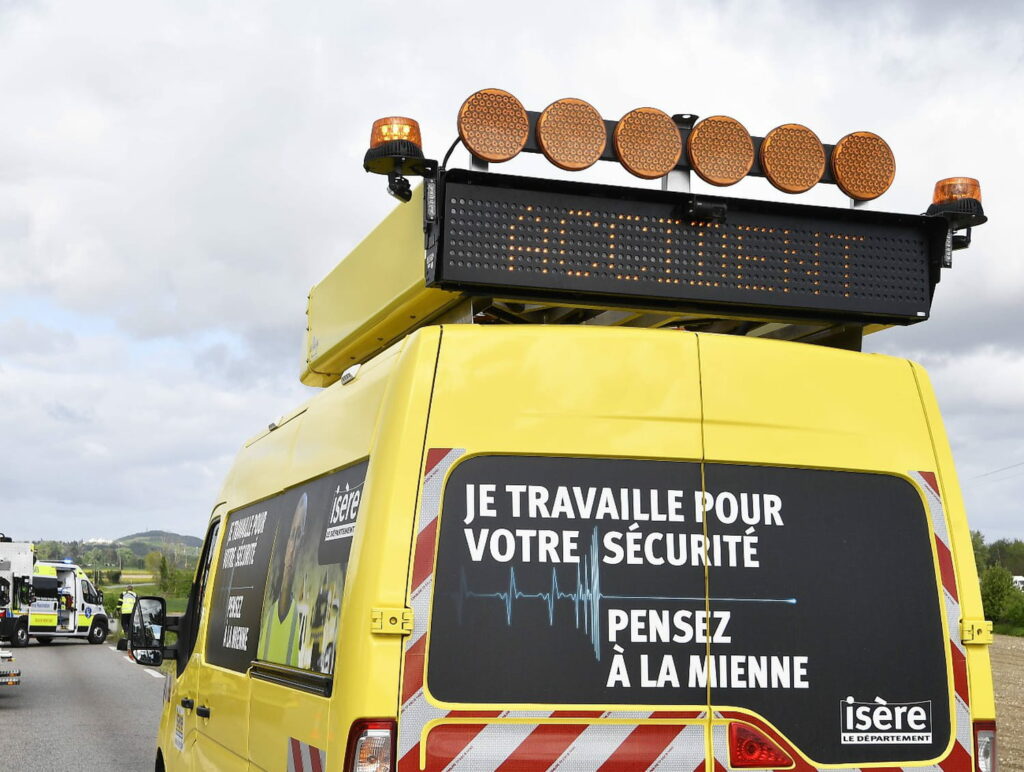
427;457;950;764
206;460;367;675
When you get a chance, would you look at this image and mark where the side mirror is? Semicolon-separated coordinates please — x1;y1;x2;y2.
129;596;167;667
97;590;104;605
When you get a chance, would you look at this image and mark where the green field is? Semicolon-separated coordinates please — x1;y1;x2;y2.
119;571;155;583
99;582;188;619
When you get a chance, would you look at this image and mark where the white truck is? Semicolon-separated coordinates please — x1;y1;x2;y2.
0;534;34;649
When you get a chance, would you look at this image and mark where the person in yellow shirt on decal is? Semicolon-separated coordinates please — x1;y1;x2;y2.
259;493;307;665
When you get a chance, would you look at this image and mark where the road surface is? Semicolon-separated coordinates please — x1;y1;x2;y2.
993;634;1024;772
0;636;165;771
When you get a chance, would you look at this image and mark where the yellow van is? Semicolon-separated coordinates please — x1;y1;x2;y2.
128;93;996;772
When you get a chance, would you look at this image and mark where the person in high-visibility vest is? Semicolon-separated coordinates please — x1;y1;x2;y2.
119;585;137;637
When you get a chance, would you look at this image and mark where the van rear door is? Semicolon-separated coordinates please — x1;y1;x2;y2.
399;326;709;771
699;334;968;770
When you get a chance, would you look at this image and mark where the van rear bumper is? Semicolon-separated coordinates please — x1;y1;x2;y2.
399;711;706;771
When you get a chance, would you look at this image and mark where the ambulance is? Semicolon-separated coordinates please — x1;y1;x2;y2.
26;560;109;645
127;91;996;772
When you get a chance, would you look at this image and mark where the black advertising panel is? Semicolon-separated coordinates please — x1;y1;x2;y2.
427;457;951;764
207;460;367;674
703;464;949;763
428;456;707;705
428;170;946;325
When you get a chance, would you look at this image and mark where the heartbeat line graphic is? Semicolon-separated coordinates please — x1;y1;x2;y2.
455;529;796;661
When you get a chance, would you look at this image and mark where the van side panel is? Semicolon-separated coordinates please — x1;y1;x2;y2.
911;361;995;721
197;414;306;769
328;329;443;756
242;340;412;767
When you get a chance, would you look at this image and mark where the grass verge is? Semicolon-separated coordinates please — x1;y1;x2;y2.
994;623;1024;636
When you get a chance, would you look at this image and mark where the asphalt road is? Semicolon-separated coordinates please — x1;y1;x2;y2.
0;636;165;772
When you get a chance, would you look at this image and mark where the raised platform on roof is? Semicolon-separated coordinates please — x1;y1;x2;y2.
302;171;947;388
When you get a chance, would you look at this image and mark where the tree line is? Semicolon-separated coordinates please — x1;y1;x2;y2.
34;539;199;571
974;531;1024;629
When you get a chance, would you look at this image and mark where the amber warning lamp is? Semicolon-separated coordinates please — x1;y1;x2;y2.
363;116;429;202
926;176;987;256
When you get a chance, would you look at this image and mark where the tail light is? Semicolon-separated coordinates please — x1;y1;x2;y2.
346;719;396;772
975;721;996;772
728;722;794;769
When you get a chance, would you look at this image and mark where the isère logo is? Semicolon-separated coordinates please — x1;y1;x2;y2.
840;696;931;744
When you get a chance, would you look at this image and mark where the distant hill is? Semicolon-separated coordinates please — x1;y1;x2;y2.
117;530;202;547
115;530;203;557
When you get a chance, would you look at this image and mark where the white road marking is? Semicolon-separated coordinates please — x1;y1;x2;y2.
108;646;118;651
123;656;134;663
146;670;164;679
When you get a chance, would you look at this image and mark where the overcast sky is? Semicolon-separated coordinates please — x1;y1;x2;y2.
0;1;1021;542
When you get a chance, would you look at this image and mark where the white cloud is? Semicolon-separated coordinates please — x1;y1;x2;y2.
0;320;308;539
0;0;1021;539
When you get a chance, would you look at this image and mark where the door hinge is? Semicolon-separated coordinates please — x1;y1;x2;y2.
371;607;414;635
961;618;993;645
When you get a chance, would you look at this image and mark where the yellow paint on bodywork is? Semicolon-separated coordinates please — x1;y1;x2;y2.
301;186;459;387
157;322;991;769
911;361;995;721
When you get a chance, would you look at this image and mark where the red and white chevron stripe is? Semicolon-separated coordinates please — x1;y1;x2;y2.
909;470;973;772
287;737;325;772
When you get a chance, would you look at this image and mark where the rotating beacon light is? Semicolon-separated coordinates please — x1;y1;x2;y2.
927;176;987;254
363;116;425;202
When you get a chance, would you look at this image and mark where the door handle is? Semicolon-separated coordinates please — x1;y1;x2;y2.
196;705;211;719
180;698;194;710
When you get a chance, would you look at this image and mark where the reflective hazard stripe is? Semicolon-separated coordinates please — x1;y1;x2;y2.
646;722;707;772
913;471;974;770
286;737;325;772
399;447;465;769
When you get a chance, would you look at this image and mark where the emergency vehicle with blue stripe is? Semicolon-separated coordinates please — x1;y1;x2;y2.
0;538;109;647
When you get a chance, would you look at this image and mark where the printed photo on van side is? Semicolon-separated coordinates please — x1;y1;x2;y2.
205;461;367;675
